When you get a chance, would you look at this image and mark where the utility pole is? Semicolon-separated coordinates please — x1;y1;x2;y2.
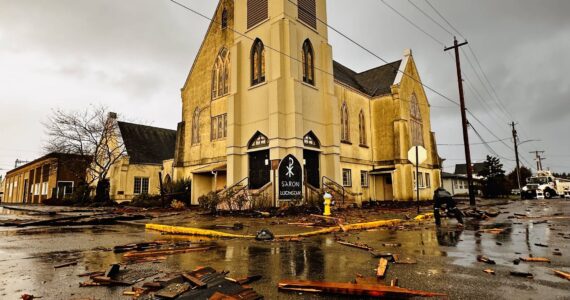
530;151;545;171
445;37;476;207
510;122;522;199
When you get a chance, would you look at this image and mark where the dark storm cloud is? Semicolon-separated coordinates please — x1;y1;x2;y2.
1;0;569;175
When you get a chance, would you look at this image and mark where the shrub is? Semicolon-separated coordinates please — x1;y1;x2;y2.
130;193;163;208
198;192;221;213
170;200;186;210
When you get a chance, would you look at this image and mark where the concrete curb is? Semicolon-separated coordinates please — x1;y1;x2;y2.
145;213;434;239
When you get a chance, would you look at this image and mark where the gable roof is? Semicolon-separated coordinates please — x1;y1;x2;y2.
454;162;486;176
333;60;402;97
117;122;177;165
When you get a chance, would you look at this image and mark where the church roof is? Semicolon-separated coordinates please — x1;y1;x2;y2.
117;122;177;165
333;60;402;97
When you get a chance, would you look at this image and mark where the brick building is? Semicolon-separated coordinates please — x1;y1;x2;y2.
2;153;91;204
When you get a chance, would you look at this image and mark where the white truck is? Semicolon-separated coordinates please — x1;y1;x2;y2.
522;171;570;199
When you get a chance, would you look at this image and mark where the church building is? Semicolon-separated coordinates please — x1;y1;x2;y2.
170;0;442;206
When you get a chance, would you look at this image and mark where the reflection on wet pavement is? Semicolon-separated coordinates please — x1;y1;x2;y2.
0;200;569;299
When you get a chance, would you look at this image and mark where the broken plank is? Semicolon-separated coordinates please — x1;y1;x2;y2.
483;269;495;275
155;282;191;299
122;246;215;259
376;258;388;278
278;280;446;298
520;257;551;263
476;255;496;265
510;271;533;278
181;273;207;288
336;240;373;251
549;269;570;281
54;261;78;269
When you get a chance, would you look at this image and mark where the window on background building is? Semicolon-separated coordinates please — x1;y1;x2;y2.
41;182;48;196
425;173;431;188
251;39;266;86
302;39;315;85
342;169;352;187
34;183;40;196
360;171;369;187
410;93;424;146
134;177;149;195
341;102;350;142
212;48;230;99
358;110;366;146
247;0;268;29
418;172;425;188
192;108;200;144
298;0;316;28
211;114;227;140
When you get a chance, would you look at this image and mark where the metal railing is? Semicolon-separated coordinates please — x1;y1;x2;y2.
322;176;345;205
218;177;249;200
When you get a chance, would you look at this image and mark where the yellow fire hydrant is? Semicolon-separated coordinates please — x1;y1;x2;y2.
323;192;332;216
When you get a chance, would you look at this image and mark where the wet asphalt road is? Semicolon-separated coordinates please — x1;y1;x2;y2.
0;199;569;300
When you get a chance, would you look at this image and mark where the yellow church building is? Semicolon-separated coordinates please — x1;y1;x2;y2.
170;0;442;206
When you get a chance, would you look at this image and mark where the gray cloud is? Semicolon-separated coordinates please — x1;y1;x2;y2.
1;0;569;175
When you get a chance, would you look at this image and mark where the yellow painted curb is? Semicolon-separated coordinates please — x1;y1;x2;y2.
146;213;434;239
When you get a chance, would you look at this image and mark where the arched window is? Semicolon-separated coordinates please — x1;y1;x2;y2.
212;48;230;99
341;102;350;142
302;39;315;85
192;108;200;144
410;94;424;146
251;39;266;86
248;131;269;149
303;131;320;148
221;8;228;29
359;110;366;146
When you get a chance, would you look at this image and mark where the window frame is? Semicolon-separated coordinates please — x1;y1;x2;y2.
358;109;366;146
360;170;369;188
302;39;315;85
341;102;350;143
192;107;200;145
134;177;150;195
342;169;352;187
251;39;266;86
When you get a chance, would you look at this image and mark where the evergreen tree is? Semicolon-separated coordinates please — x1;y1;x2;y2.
507;166;532;190
478;155;509;198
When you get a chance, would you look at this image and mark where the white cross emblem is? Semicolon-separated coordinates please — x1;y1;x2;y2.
286;157;294;177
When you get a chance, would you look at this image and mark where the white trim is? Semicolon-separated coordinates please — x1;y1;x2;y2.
56;181;74;196
393;48;412;85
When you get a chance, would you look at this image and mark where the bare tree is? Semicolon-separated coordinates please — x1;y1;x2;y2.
43;105;125;202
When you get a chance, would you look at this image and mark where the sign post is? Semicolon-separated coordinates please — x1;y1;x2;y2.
408;146;427;214
278;154;303;201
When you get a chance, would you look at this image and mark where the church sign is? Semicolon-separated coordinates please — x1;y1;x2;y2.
278;154;303;200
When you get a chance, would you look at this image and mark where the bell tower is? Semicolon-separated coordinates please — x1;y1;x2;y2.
227;0;340;202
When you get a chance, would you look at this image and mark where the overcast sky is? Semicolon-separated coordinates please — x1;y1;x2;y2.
1;0;569;178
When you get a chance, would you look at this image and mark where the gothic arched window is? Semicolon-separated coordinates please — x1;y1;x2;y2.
251;39;266;86
192;108;200;144
248;131;269;149
221;8;228;29
410;94;424;146
302;39;315;85
341;102;350;142
212;48;230;99
303;131;320;148
359;110;366;146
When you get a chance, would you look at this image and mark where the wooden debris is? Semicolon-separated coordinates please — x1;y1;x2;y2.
477;255;496;265
479;228;505;234
92;276;131;286
392;255;417;264
77;271;105;278
79;281;102;287
122;246;215;259
549;269;570;281
236;275;262;285
105;264;120;278
382;243;402;247
510;271;533;278
155;282;191;299
483;269;495;275
376;258;388;278
278;280;446;298
369;252;395;260
520;257;551;263
54;261;78;269
390;279;399;287
336;240;373;251
181;273;207;288
534;243;548;248
553;251;562;256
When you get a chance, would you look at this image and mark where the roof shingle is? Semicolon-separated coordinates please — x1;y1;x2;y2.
333;60;402;97
117;122;177;165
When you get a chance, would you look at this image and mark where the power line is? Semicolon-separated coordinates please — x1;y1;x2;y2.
171;0;459;108
438;137;510;146
424;0;466;40
378;0;445;47
407;0;454;36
